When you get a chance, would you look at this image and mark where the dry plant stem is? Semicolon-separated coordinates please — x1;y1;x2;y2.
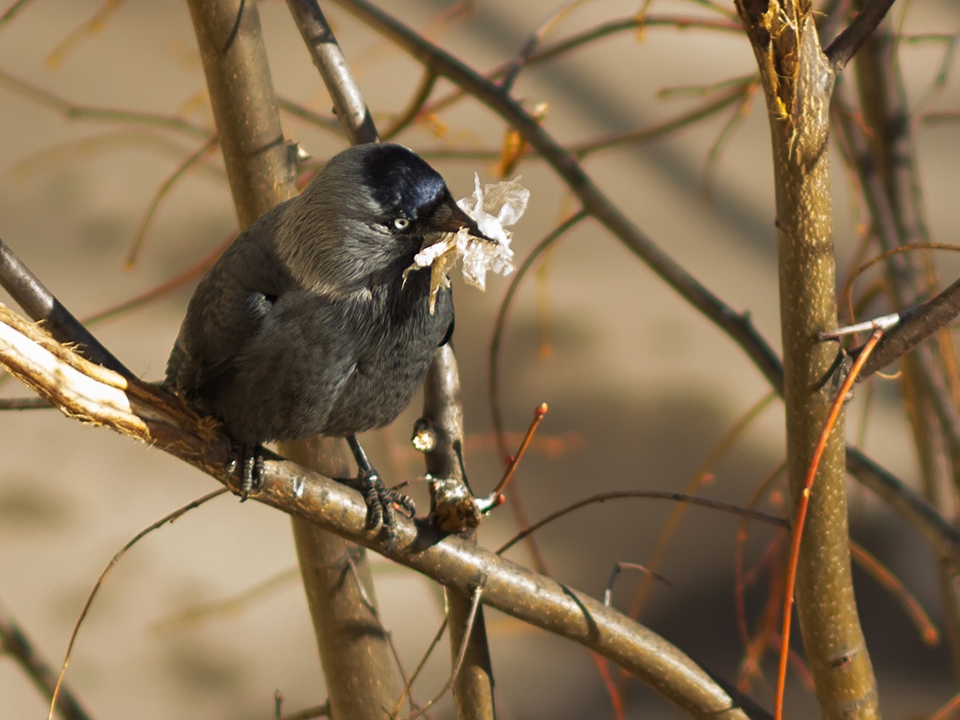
0;69;210;138
852;17;960;681
125;134;220;268
187;1;403;716
845;448;960;565
823;0;897;72
735;0;878;715
835;115;960;458
420;16;742;120
0;307;758;720
405;585;486;720
0;606;93;720
488;402;547;502
855;276;960;378
775;329;882;719
47;489;229;720
277;703;330;720
421;345;495;720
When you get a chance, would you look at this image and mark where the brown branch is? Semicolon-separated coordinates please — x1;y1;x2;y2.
849;13;960;683
733;0;877;714
419;15;742;119
851;277;960;378
286;5;495;716
0;69;210;138
0;605;93;720
284;0;379;145
825;0;898;73
186;0;297;226
187;3;406;719
0;301;760;720
0;238;129;375
419;345;493;720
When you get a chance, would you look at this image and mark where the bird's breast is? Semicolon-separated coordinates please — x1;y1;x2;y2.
319;280;453;437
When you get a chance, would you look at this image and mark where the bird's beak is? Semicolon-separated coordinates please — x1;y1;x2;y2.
424;195;494;244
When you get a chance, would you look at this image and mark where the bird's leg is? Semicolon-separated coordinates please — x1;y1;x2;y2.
338;434;416;539
227;442;265;501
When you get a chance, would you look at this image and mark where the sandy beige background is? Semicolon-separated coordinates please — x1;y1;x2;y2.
1;1;958;718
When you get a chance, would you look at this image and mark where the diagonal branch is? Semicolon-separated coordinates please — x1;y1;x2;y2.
824;0;898;73
0;299;762;720
0;605;93;720
0;239;129;376
285;0;379;145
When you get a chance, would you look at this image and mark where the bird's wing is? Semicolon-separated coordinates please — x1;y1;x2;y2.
166;201;297;400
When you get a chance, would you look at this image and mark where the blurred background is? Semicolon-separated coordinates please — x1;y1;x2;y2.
0;1;958;718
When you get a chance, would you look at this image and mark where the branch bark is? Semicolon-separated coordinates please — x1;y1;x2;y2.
734;1;878;716
0;300;760;720
420;345;495;720
850;12;960;683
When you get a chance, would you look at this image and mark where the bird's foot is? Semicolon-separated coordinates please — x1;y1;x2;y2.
226;443;265;501
337;469;416;544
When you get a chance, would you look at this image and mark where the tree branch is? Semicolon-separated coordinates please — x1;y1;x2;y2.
825;0;898;73
0;300;761;720
0;605;93;720
285;0;378;145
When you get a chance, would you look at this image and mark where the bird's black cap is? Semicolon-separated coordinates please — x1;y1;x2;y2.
360;144;447;220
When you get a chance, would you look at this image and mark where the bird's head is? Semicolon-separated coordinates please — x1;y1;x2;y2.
279;143;490;291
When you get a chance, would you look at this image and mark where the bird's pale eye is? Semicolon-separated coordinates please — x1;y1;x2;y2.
393;217;411;231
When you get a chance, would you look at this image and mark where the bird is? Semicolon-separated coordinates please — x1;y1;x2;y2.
165;142;488;539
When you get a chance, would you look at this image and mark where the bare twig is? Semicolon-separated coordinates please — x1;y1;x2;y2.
125;134;220;268
0;69;209;138
774;328;883;720
401;583;485;720
481;402;548;510
47;490;228;720
490;213;588;465
391;618;448;718
419;344;495;719
0;604;93;720
275;702;330;720
284;0;378;145
604;563;671;607
851;276;960;378
825;0;898;72
380;69;437;141
497;490;787;556
331;0;786;406
0;238;130;375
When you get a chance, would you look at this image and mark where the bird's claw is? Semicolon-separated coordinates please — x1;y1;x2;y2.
338;470;416;545
227;443;265;500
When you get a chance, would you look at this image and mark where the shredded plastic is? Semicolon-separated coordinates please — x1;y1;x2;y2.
404;175;529;313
